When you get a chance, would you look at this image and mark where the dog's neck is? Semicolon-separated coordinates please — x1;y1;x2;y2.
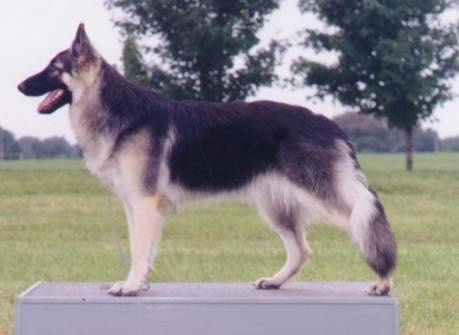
68;59;172;180
68;62;112;167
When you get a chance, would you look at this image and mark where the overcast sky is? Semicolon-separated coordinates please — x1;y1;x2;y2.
1;0;458;143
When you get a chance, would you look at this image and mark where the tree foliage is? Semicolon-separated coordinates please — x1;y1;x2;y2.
122;33;149;87
293;0;459;169
107;0;283;101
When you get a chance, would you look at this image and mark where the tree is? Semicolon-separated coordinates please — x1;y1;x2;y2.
292;0;459;170
106;0;283;101
0;127;21;159
122;33;149;87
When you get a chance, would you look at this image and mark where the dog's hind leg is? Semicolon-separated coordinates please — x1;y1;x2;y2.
254;226;311;289
109;195;164;296
254;197;311;289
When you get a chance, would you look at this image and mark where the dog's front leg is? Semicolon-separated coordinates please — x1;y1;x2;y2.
122;201;136;255
109;195;164;296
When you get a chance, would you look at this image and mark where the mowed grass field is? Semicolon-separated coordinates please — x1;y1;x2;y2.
1;153;458;335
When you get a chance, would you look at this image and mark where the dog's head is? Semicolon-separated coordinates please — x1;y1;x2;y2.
17;23;99;114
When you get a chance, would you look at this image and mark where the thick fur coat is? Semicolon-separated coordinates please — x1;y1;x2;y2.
18;24;396;296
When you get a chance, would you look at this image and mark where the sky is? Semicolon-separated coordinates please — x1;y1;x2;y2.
1;0;458;143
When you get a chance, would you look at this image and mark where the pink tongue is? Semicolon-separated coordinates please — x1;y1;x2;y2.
38;89;63;113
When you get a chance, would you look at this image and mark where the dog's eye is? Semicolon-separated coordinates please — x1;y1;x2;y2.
50;60;65;70
48;63;63;76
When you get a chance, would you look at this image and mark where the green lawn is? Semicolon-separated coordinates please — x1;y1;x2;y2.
1;153;458;335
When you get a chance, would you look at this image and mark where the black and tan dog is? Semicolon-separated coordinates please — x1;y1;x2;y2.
18;24;396;296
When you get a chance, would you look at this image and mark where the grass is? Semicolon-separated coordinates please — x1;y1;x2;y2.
1;153;459;334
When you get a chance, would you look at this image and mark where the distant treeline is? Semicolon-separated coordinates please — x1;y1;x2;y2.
333;113;459;152
0;128;80;159
1;114;458;159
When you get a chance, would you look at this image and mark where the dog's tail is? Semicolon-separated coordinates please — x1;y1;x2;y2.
335;141;396;283
349;185;397;280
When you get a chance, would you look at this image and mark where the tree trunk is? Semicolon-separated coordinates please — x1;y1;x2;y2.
404;128;413;171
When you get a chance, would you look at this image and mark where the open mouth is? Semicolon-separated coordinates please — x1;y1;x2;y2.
37;88;72;114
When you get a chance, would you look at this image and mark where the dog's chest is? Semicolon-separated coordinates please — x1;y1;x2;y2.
69;105;120;191
82;135;120;191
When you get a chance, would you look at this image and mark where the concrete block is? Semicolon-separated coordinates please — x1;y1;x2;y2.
16;281;399;335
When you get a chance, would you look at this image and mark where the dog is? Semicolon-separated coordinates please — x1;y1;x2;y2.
18;24;396;296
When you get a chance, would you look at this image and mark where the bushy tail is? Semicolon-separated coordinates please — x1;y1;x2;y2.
350;187;397;279
333;140;396;294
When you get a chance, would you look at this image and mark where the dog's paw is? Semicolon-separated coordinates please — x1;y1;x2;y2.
108;281;143;296
108;282;126;296
366;277;392;296
253;277;281;290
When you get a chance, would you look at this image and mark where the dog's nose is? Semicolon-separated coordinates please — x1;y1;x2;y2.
17;82;26;93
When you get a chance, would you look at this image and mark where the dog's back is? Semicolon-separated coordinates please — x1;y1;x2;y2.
167;99;344;192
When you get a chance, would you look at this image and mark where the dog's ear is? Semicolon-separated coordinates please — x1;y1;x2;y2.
71;23;96;62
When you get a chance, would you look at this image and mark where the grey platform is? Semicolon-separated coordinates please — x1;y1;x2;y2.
16;281;399;335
